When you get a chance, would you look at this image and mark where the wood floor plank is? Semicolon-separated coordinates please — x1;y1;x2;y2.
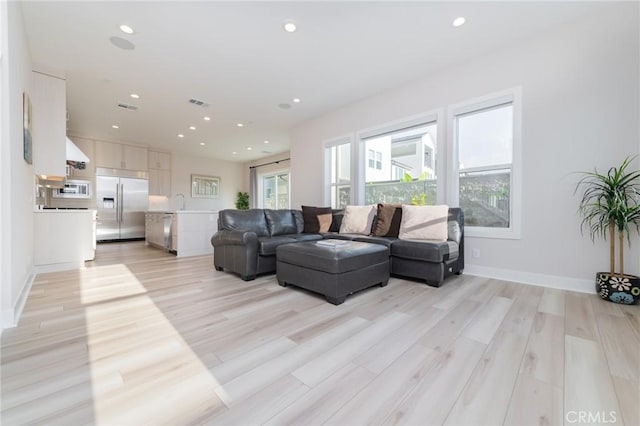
503;373;563;426
461;295;513;344
538;287;566;316
594;313;640;382
521;312;565;389
564;334;622;425
565;292;600;341
444;331;529;425
418;299;482;351
611;376;640;426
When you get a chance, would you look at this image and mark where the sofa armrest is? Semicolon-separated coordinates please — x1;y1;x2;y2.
211;230;258;247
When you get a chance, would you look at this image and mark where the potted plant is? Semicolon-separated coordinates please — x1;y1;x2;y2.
235;192;250;210
575;156;640;304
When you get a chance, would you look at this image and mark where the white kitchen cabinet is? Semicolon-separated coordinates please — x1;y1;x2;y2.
148;150;171;196
148;169;171;197
31;71;66;177
148;150;171;170
34;210;96;272
173;211;218;257
95;141;148;171
67;136;95;178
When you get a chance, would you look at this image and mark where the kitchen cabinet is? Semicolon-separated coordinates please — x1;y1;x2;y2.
95;141;148;171
67;136;95;178
173;211;218;257
148;150;171;197
34;210;97;272
145;212;173;250
31;71;66;178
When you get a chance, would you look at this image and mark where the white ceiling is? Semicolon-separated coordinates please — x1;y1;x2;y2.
21;1;605;163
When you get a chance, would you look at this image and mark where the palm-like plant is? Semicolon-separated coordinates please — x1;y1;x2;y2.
575;156;640;276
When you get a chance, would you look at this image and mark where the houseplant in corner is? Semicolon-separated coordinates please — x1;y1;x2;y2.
575;156;640;304
235;192;250;210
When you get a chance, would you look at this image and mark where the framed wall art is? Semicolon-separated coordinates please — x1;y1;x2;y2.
191;174;220;198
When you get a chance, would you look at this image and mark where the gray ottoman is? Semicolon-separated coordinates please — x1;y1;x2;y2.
276;241;390;305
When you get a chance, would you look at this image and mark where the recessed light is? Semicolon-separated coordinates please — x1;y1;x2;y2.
189;126;196;130
232;151;237;155
246;146;253;151
203;116;211;121
199;142;205;146
237;123;244;127
130;93;140;99
283;22;297;33
119;24;135;35
452;17;466;27
112;125;119;129
263;140;270;144
292;98;301;103
177;133;184;138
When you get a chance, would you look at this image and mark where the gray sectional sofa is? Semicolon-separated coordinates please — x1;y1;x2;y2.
211;207;464;287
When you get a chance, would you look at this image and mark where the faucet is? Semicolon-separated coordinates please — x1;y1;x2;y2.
175;193;185;211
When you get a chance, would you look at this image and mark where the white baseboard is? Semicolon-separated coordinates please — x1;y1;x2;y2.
34;261;84;274
1;270;36;331
464;265;595;294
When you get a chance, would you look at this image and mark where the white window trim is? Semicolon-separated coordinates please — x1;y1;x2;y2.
324;134;354;207
447;87;522;239
355;110;444;205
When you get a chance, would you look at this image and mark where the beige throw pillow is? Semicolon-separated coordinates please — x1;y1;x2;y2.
398;205;449;241
339;205;376;235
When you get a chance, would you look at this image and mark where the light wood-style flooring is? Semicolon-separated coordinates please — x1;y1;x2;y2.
1;241;639;425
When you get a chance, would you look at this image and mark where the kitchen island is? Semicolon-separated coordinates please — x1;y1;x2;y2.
34;209;97;272
146;210;218;258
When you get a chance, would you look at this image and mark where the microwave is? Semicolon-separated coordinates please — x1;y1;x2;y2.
52;180;91;199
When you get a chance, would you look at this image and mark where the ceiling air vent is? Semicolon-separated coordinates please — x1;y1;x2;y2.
188;98;210;108
117;103;138;111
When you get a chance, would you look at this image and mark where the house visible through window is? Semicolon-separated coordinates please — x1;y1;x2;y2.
362;121;438;205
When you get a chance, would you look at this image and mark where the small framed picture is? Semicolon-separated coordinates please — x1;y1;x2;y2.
191;174;220;198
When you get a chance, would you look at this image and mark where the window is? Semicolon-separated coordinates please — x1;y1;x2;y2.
325;138;351;208
360;117;439;206
261;172;289;209
450;89;521;238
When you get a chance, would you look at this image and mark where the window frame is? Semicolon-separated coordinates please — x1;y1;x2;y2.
355;110;444;205
447;87;522;239
258;169;290;209
324;134;354;208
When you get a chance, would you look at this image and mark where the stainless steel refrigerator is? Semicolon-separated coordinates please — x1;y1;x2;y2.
96;170;149;241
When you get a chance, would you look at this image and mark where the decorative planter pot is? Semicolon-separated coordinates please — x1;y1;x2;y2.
596;273;640;304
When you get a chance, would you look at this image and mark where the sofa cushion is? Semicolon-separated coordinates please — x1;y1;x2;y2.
287;233;323;242
372;203;402;237
353;235;397;248
398;205;449;241
323;233;358;241
257;236;297;256
265;209;298;236
448;220;462;244
292;210;305;233
219;209;269;237
339;205;376;235
391;239;459;263
302;206;332;233
329;210;344;232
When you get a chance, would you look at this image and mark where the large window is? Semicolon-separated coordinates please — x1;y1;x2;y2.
450;90;521;238
325;139;351;208
261;172;289;209
361;119;438;205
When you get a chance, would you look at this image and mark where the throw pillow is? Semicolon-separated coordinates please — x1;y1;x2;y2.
398;205;449;241
339;205;376;235
372;203;403;237
301;205;332;233
318;213;332;233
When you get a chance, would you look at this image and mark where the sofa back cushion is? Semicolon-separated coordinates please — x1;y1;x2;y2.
265;209;298;236
398;205;449;241
339;205;377;235
218;209;269;237
302;206;333;233
372;203;403;237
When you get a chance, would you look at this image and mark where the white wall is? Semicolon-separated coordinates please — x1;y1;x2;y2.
1;2;35;329
170;151;244;212
290;5;640;292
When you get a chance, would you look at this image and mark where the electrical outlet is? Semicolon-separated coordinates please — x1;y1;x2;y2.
472;248;480;258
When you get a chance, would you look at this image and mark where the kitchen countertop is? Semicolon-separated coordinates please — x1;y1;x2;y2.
35;209;97;214
147;210;219;214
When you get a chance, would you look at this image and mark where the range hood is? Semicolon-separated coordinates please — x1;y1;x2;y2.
66;137;90;163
